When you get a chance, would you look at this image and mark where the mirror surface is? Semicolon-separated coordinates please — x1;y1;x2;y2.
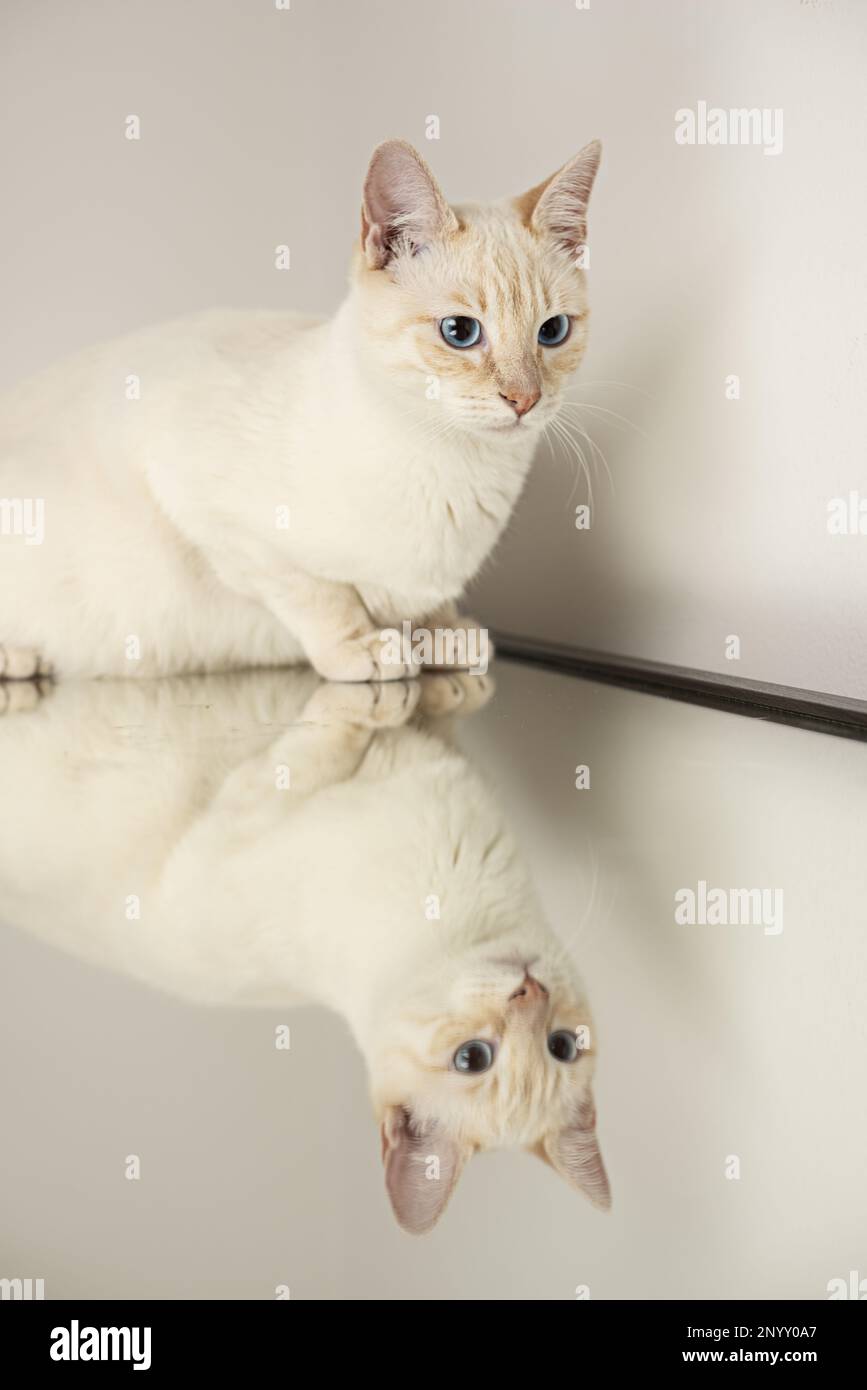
1;661;864;1299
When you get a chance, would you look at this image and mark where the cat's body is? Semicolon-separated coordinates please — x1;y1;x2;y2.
0;672;520;1017
0;305;527;677
0;670;610;1231
0;139;601;681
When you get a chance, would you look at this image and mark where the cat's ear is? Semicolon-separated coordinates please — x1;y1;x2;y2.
381;1105;469;1234
538;1097;611;1210
519;140;602;258
361;140;459;270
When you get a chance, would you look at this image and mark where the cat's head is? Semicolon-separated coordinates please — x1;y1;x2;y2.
353;138;601;438
370;950;610;1234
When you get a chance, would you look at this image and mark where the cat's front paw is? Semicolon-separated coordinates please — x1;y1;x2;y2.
0;679;51;716
311;629;417;684
417;671;496;717
0;644;54;681
418;613;494;673
301;679;420;729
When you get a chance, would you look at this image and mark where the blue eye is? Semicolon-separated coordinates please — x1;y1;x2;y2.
547;1030;582;1062
453;1039;495;1073
440;316;482;349
538;314;571;347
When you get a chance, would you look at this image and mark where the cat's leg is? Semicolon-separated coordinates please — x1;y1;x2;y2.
300;678;420;731
0;675;50;716
267;573;416;683
258;679;420;797
208;556;416;683
0;644;53;681
175;678;420;854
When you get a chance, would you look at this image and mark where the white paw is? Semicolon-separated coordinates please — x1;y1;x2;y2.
417;671;496;717
312;629;417;683
0;645;53;680
0;680;48;715
418;614;494;672
301;680;421;729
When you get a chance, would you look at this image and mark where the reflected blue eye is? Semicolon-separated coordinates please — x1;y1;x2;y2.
538;314;571;347
547;1030;581;1063
453;1039;495;1073
440;316;482;349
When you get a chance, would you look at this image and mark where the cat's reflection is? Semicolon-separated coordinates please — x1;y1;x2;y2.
0;670;609;1233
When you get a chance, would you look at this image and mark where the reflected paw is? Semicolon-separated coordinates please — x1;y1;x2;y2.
417;671;496;717
301;679;420;729
0;678;51;715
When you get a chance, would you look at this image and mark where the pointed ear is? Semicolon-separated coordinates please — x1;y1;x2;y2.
519;140;601;258
538;1097;611;1210
381;1105;469;1234
361;140;459;270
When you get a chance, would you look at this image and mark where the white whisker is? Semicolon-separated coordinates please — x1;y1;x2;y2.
562;397;650;442
558;412;617;499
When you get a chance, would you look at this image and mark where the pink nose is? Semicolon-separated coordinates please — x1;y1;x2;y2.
508;973;549;1004
500;388;541;418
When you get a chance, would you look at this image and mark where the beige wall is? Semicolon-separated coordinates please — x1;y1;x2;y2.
2;0;865;695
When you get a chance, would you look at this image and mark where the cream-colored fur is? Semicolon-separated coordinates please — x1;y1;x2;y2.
0;670;609;1232
0;139;600;681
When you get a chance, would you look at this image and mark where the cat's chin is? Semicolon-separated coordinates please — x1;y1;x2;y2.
464;417;545;438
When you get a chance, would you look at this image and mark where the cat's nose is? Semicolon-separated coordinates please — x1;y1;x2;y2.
508;972;549;1004
500;388;541;418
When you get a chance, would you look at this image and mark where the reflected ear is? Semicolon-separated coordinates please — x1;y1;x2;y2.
381;1105;469;1234
538;1098;611;1210
361;140;459;269
519;140;601;258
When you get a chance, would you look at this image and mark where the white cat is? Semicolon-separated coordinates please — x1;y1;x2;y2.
0;139;600;681
0;671;610;1233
